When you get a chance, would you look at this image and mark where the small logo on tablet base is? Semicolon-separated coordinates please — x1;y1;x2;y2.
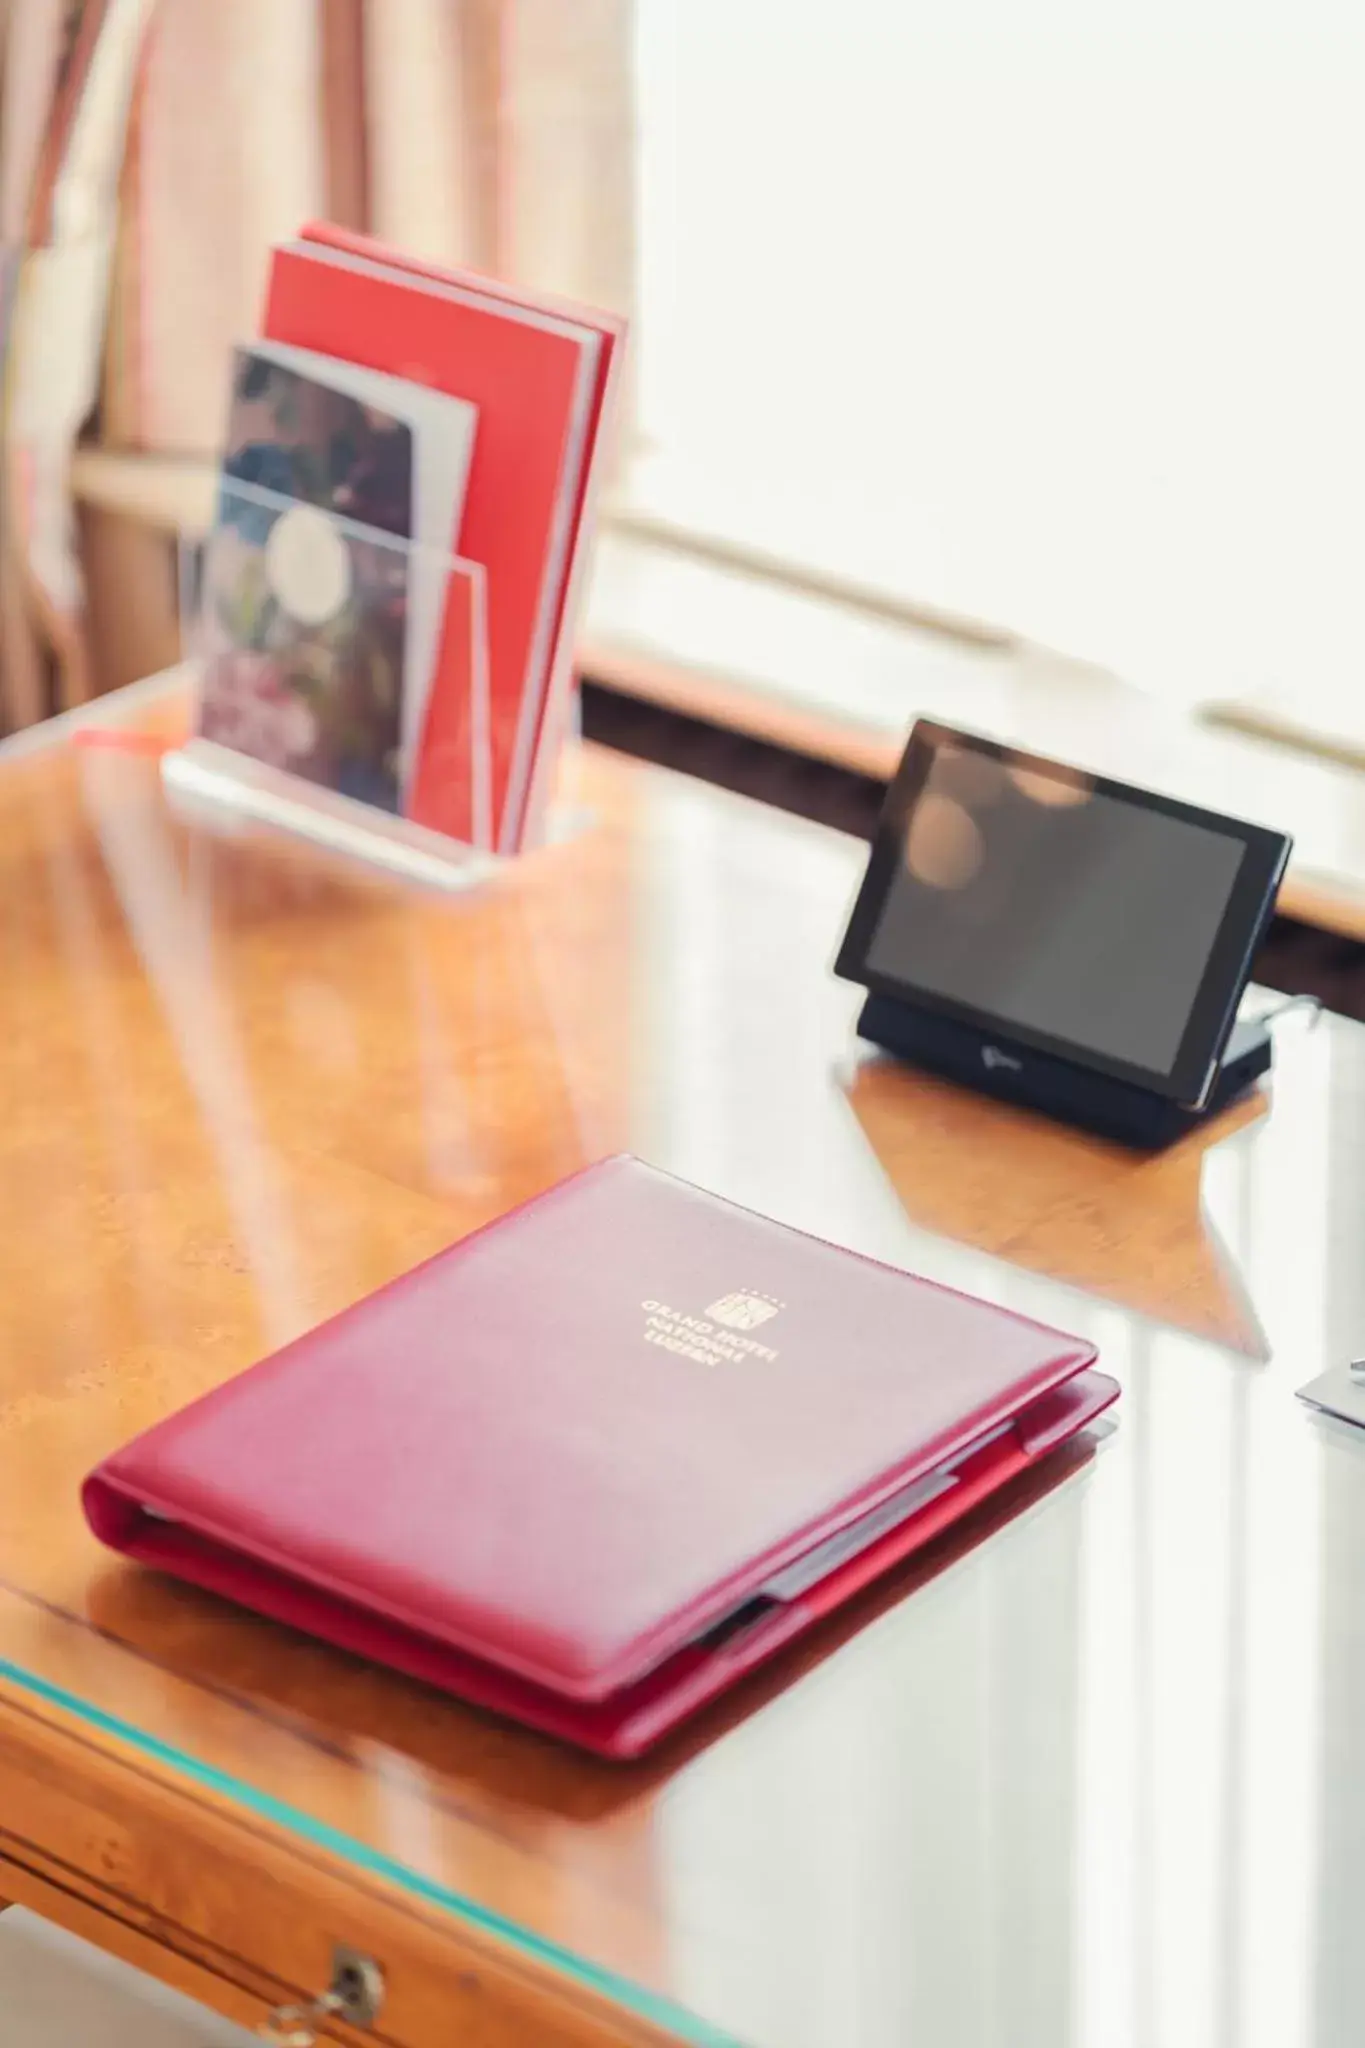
981;1045;1023;1074
706;1292;782;1330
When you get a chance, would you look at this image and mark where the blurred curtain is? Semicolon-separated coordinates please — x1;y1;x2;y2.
104;0;634;452
1;0;634;728
101;0;328;453
0;0;154;726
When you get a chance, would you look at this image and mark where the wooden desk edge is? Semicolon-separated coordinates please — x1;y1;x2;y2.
0;1678;678;2048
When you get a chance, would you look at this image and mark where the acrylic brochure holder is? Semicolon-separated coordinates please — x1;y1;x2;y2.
163;477;494;892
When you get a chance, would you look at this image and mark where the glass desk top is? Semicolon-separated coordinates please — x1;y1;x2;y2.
1;682;1363;2047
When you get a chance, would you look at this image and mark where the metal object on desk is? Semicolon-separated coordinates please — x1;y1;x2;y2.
1297;1365;1365;1428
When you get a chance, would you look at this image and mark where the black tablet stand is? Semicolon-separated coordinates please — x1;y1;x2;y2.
857;994;1272;1151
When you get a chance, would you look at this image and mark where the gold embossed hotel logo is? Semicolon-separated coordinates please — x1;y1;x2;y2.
642;1294;783;1366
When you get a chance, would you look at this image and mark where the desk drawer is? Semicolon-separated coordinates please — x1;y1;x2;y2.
0;1685;667;2048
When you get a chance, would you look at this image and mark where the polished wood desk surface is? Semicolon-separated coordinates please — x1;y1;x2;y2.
1;684;1364;2046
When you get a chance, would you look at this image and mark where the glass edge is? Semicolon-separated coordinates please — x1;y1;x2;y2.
0;669;188;765
0;1654;744;2048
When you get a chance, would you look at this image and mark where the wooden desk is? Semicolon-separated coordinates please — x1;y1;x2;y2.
2;683;1364;2047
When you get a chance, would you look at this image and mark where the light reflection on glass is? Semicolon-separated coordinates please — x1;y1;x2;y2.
905;792;984;891
1006;762;1095;810
933;743;1008;809
78;748;308;1346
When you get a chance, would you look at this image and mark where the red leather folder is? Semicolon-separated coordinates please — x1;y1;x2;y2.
83;1159;1117;1757
262;228;622;854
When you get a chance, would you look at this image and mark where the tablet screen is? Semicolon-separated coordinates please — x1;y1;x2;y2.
837;725;1291;1103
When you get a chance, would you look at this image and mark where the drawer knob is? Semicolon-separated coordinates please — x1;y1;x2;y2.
258;1947;385;2043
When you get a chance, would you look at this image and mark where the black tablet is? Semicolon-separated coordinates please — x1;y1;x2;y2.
835;721;1292;1108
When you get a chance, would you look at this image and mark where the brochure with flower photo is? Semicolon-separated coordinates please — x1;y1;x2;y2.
198;497;409;813
196;347;482;818
196;350;416;811
220;345;417;538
